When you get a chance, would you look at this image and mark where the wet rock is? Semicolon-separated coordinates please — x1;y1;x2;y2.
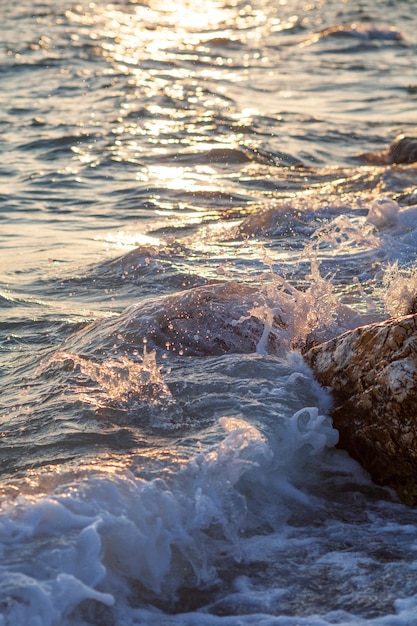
387;135;417;164
303;314;417;505
363;134;417;165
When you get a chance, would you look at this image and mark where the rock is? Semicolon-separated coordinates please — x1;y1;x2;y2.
303;314;417;505
388;135;417;164
362;134;417;165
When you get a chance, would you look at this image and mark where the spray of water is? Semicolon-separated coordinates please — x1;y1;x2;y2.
376;261;417;316
51;343;176;417
250;214;377;352
250;250;339;353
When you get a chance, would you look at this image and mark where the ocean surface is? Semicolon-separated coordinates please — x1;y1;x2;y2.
1;0;417;624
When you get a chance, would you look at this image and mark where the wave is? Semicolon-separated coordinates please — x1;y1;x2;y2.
304;22;404;45
0;364;345;624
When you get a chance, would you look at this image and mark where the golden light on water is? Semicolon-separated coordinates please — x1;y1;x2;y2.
147;0;232;32
67;0;251;190
100;231;162;250
146;162;219;185
64;0;277;256
69;0;238;56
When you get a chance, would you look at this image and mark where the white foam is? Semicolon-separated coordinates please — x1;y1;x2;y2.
0;572;113;626
2;342;417;626
367;198;400;229
0;379;343;625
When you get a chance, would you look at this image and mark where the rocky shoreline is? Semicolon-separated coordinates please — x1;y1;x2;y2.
303;313;417;505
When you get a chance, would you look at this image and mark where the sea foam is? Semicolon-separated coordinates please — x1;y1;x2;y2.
0;360;342;624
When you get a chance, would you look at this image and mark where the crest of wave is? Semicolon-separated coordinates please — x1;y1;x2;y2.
59;214;379;361
0;405;339;625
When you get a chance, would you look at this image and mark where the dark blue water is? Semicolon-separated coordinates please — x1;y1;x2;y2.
1;1;417;624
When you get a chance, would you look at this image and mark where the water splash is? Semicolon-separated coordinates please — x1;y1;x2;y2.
52;344;178;420
311;213;380;254
376;261;417;316
249;255;339;353
250;216;374;352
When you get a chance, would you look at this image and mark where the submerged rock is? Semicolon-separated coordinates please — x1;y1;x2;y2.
303;314;417;505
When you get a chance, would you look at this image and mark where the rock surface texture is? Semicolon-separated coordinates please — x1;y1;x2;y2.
303;314;417;505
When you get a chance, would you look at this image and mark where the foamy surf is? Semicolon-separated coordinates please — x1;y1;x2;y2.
0;359;356;626
1;359;415;626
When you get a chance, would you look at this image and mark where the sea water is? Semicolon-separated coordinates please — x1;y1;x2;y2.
1;0;417;624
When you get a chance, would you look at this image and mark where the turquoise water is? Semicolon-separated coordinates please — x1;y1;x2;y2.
1;1;417;624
